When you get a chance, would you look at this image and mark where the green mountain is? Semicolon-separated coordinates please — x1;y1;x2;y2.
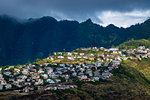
1;38;150;99
0;15;150;65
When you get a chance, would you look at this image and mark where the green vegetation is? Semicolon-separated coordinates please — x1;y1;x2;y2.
1;16;150;99
123;58;150;81
1;16;150;66
1;59;150;100
118;39;150;49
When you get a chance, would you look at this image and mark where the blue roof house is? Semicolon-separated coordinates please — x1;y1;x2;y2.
46;79;55;84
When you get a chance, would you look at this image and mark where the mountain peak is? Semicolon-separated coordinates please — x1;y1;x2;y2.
27;16;58;23
107;24;116;27
106;24;118;28
85;18;93;23
40;16;57;22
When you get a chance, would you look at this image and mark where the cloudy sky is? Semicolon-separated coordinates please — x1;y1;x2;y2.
0;0;150;27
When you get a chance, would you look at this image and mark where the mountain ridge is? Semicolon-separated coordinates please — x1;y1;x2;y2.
0;15;150;65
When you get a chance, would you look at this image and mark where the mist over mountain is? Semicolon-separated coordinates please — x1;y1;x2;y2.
0;15;150;66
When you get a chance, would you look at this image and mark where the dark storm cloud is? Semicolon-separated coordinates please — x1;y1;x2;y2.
0;0;150;27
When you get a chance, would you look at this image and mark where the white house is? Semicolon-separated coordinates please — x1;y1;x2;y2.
80;53;85;56
67;56;74;60
58;56;64;59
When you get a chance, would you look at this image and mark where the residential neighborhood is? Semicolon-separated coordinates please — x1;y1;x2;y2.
0;46;150;93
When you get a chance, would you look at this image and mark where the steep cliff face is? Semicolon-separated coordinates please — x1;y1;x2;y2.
0;15;150;65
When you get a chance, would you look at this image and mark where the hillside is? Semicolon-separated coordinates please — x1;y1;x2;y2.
1;60;150;100
118;39;150;49
0;45;150;99
0;16;150;65
123;58;150;81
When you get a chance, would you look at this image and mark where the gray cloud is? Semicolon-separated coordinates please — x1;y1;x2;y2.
0;0;150;27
